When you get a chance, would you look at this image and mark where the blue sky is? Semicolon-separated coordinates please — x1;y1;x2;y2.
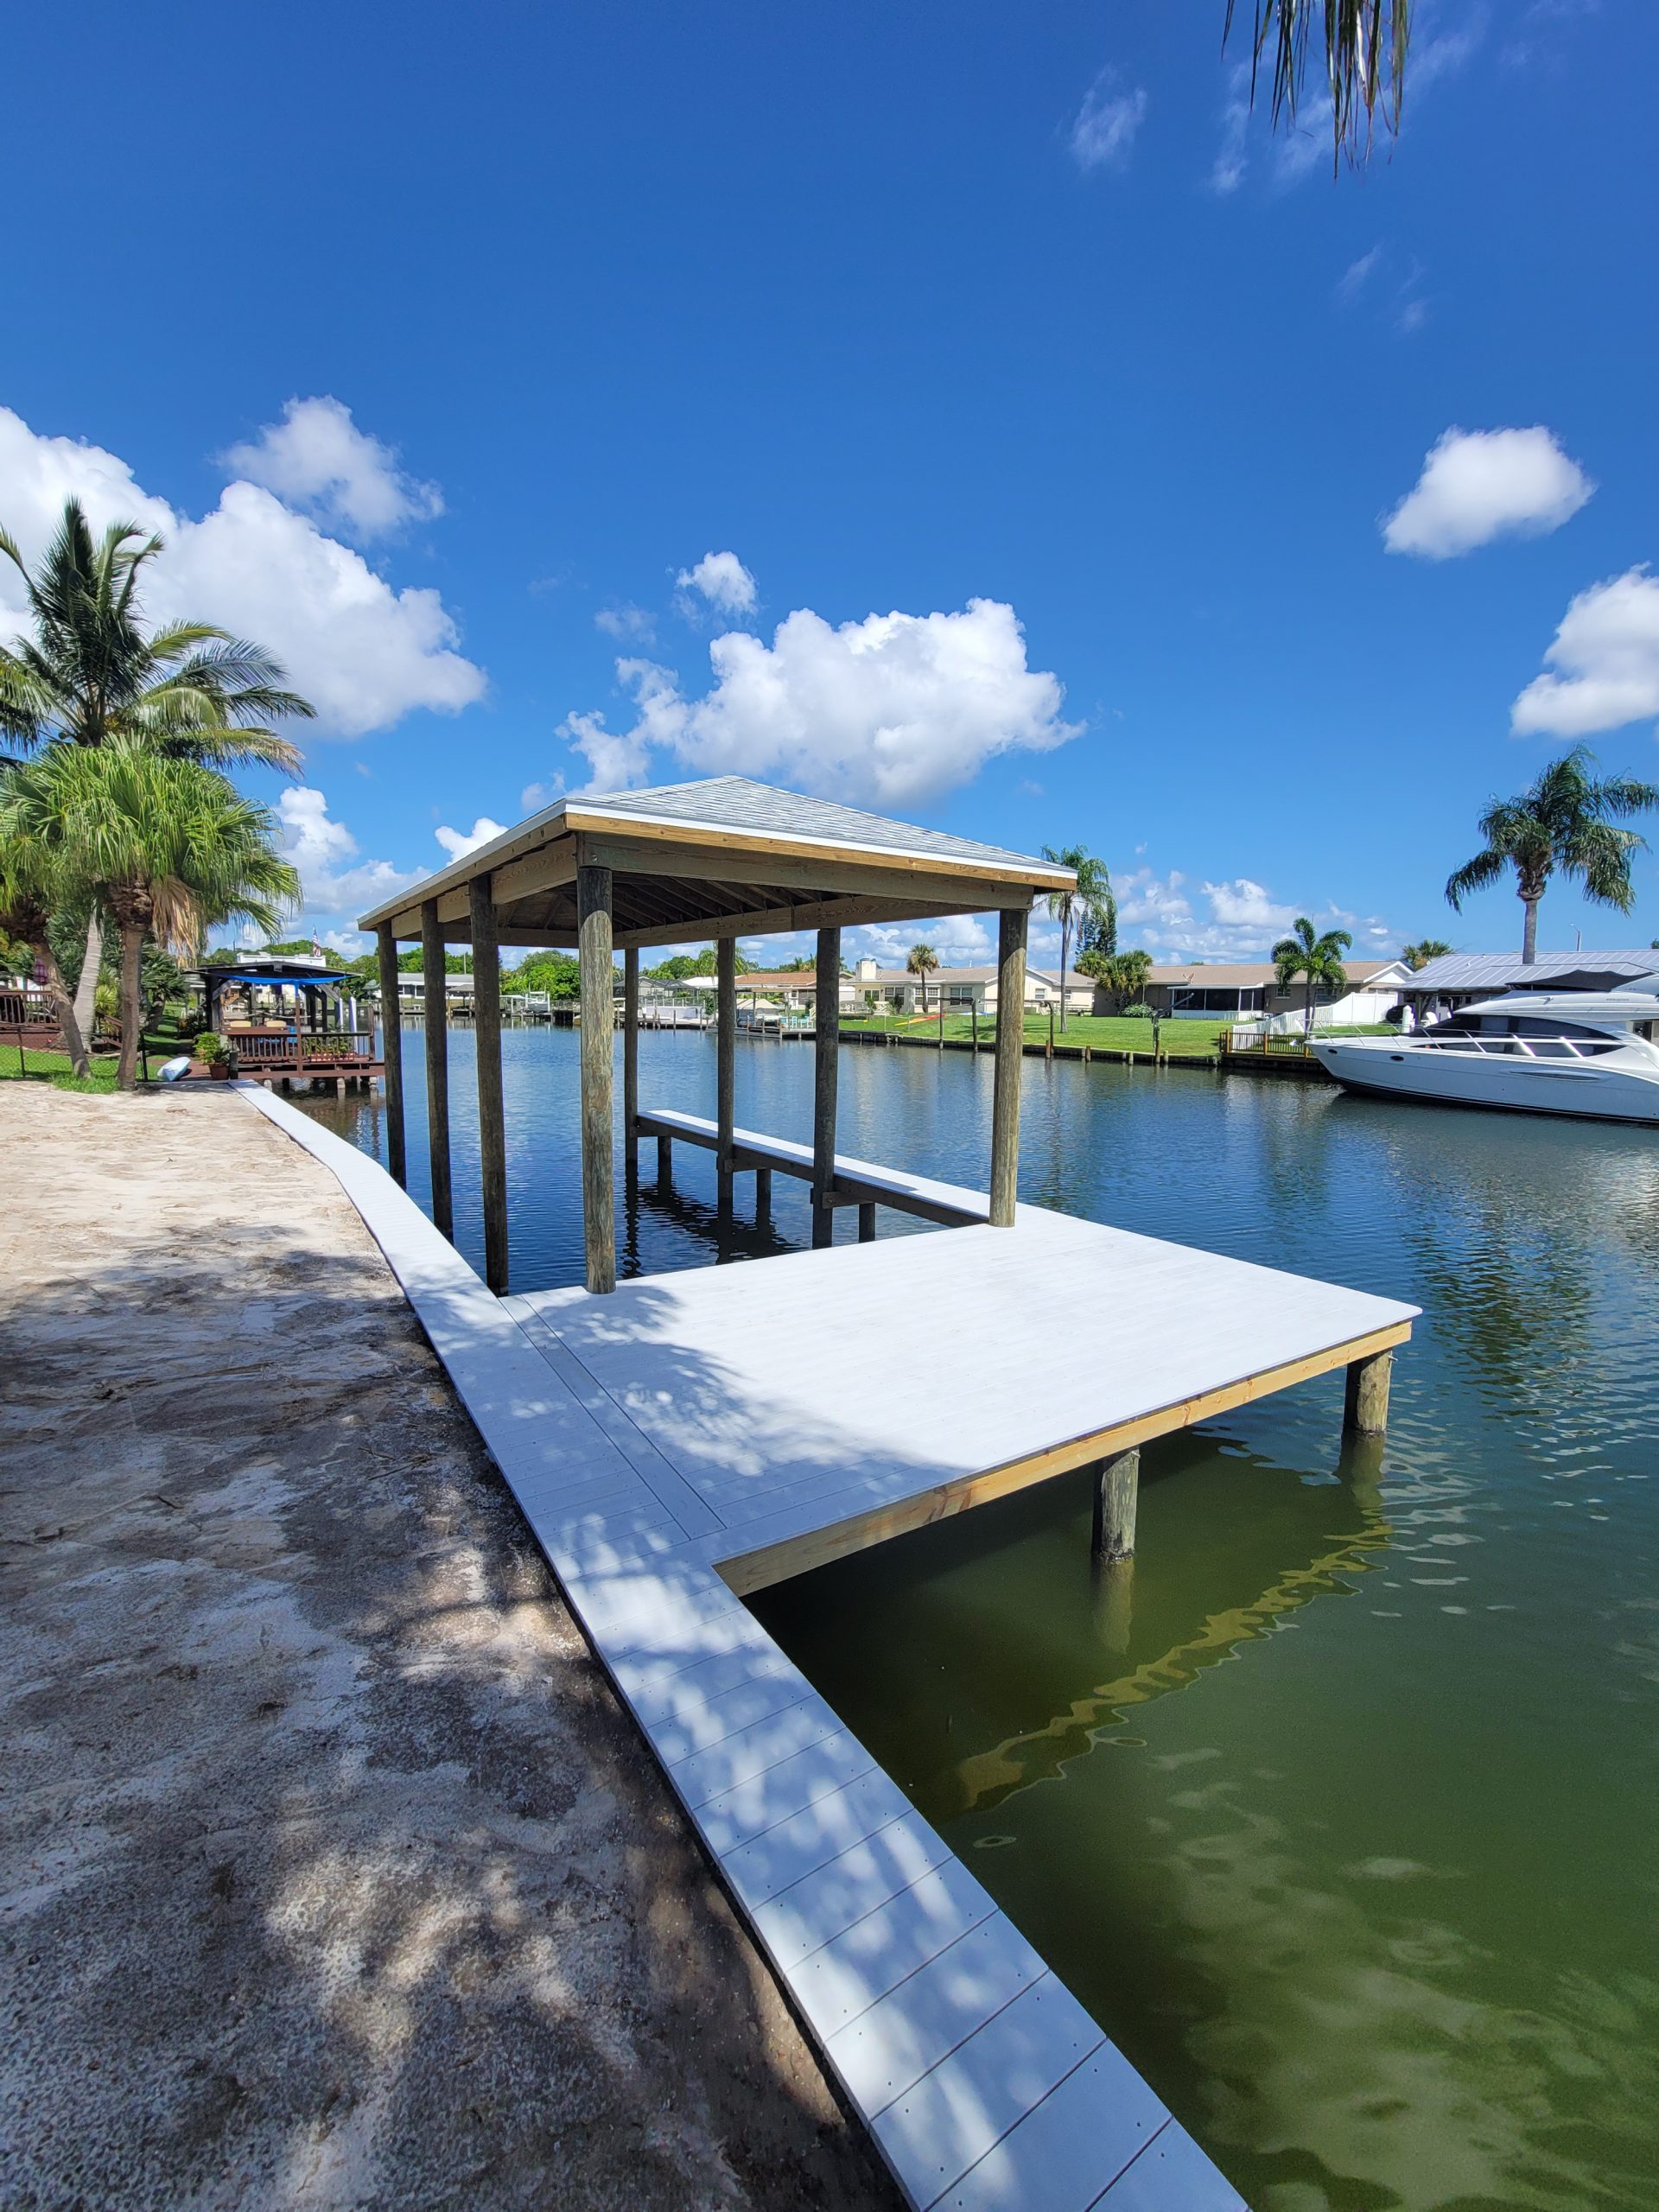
6;0;1656;969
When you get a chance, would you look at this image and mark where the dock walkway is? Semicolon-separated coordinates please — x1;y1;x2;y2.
247;1084;1416;2212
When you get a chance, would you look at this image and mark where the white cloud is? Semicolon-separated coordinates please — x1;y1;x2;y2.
435;816;508;861
277;785;420;921
0;404;486;737
555;599;1080;809
520;774;565;814
1069;73;1147;173
676;550;758;616
595;602;657;642
1382;426;1593;559
1337;245;1383;300
1511;568;1659;739
323;926;370;957
1202;878;1300;933
220;396;442;539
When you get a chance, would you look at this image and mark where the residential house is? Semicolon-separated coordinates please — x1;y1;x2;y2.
1401;949;1659;1011
1118;959;1413;1029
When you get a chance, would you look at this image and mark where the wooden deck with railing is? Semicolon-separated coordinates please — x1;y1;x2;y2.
227;1027;383;1085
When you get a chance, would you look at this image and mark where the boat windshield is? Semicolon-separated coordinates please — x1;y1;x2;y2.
1422;1015;1624;1061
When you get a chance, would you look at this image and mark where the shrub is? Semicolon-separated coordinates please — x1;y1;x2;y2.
195;1031;230;1064
1122;1001;1154;1020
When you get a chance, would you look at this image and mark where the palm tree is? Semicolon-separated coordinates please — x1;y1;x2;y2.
1040;846;1114;1033
1401;938;1452;972
906;942;939;1015
0;499;314;1032
1445;747;1659;965
2;741;299;1088
1226;1;1410;167
0;842;91;1076
1272;917;1353;1036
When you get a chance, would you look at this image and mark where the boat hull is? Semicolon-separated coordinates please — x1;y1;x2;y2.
1311;1040;1659;1125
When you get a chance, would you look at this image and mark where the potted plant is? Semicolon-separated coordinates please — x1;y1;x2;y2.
194;1031;236;1080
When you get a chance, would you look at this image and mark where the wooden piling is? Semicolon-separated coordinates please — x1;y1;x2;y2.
469;872;509;1295
421;899;453;1239
990;906;1027;1226
755;1166;772;1222
622;945;639;1160
577;860;615;1295
716;937;735;1187
858;1203;876;1243
1091;1447;1140;1561
1344;1348;1393;1436
375;923;406;1187
657;1132;672;1186
812;926;841;1249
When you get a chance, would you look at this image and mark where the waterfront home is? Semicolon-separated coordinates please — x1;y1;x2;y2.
1127;959;1411;1027
845;958;1095;1015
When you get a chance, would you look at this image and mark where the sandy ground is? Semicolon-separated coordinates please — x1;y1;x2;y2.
0;1084;901;2212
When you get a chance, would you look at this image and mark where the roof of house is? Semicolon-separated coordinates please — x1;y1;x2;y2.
1402;949;1659;991
359;775;1074;947
1144;959;1406;988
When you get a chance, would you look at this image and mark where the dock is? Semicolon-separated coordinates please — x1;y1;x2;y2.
343;774;1418;2209
247;1080;1414;2211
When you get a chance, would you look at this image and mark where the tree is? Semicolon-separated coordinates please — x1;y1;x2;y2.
1080;946;1153;1013
1040;846;1115;1033
0;499;314;1035
1444;747;1659;965
1401;938;1452;972
906;942;939;1014
2;741;299;1088
1225;1;1411;169
1272;916;1353;1036
508;950;582;1000
0;842;92;1074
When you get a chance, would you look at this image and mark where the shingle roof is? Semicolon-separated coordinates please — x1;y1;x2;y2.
1404;950;1659;990
573;777;1071;878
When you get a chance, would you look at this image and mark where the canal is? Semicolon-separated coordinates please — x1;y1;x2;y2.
304;1026;1659;2209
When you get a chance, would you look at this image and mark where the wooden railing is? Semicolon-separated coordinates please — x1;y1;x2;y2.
228;1029;377;1066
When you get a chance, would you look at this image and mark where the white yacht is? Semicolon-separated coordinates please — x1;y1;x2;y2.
1310;989;1659;1124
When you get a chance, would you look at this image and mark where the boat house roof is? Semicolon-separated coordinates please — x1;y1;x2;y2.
358;776;1074;948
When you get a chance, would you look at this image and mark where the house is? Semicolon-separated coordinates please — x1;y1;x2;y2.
1401;949;1659;1009
1121;959;1413;1027
844;957;1094;1016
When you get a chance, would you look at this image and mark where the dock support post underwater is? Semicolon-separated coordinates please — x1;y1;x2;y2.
990;905;1027;1226
812;925;841;1249
1344;1347;1393;1436
754;1166;772;1223
421;899;453;1239
376;923;406;1188
577;856;616;1294
656;1132;672;1187
470;870;509;1295
716;937;735;1200
1091;1447;1140;1562
622;944;639;1166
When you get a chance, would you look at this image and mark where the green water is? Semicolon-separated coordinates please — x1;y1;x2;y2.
310;1034;1659;2208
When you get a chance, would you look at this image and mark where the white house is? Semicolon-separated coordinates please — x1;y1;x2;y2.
1125;959;1412;1030
843;957;1094;1016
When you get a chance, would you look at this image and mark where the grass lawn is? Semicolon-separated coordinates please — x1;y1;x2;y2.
839;1011;1232;1055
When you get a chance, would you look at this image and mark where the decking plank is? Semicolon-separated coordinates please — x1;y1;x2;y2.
823;1914;1048;2114
932;2045;1172;2212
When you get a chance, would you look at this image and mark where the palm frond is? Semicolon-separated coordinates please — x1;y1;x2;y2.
1225;0;1410;166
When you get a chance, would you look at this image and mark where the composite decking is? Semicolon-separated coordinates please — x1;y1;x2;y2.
243;1083;1417;2211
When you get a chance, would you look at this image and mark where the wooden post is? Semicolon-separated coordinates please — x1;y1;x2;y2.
971;1003;978;1052
1047;1001;1054;1058
469;872;509;1295
421;899;453;1239
657;1132;672;1186
858;1203;876;1243
754;1166;772;1222
622;945;639;1159
577;860;615;1295
990;906;1027;1227
716;937;736;1186
1091;1448;1140;1561
812;926;840;1249
1344;1348;1393;1436
375;924;406;1188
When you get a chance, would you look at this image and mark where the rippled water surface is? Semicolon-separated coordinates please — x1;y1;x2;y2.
306;1027;1659;2209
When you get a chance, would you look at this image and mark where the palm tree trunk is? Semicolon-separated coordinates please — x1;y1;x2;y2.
29;931;90;1077
1305;978;1313;1036
1521;894;1540;964
1059;913;1070;1034
72;910;102;1041
117;925;145;1090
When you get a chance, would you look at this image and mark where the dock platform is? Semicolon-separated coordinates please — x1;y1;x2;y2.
245;1083;1416;2212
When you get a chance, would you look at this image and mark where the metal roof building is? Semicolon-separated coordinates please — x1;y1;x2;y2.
1404;949;1659;995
